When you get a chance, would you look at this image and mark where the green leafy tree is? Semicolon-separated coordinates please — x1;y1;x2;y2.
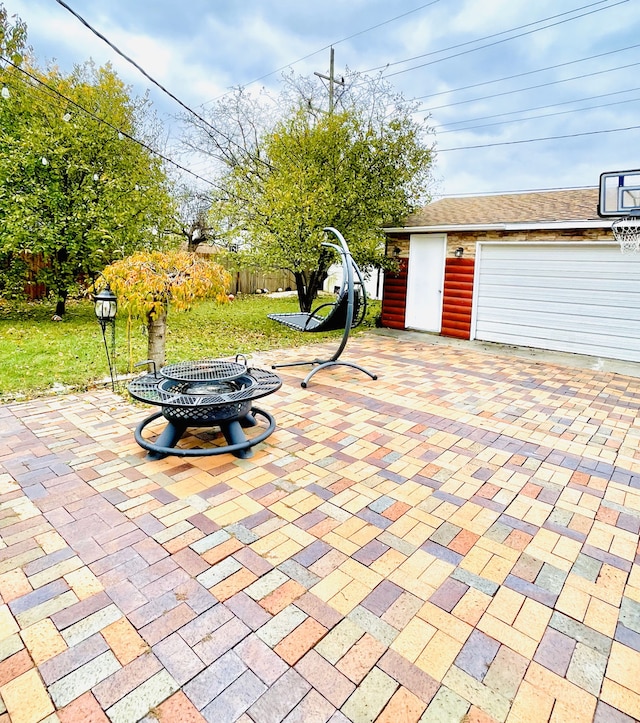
183;71;434;311
0;13;176;314
0;5;28;299
102;250;231;368
0;4;26;65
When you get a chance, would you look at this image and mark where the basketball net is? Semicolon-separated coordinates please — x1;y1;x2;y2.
612;213;640;254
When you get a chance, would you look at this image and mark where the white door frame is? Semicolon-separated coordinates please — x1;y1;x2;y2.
405;233;446;332
470;240;483;340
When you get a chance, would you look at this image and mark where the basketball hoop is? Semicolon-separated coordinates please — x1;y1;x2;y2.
612;212;640;254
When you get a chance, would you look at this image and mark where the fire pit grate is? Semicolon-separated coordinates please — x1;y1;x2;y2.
161;356;249;383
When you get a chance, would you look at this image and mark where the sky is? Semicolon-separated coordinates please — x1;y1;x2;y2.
3;0;639;202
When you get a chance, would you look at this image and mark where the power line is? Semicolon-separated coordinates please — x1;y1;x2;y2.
363;0;612;74
434;87;640;128
412;41;640;102
24;4;638;193
437;123;640;152
47;0;636;164
52;0;262;163
419;60;640;113
436;95;640;135
382;0;628;79
48;0;624;132
54;0;442;122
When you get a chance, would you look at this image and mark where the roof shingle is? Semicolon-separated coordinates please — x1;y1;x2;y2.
404;188;601;227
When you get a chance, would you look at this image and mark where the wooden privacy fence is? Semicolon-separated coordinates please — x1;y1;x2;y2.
228;268;297;295
17;253;47;300
195;245;297;295
13;248;298;300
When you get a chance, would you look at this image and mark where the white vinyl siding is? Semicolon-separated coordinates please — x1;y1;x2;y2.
473;243;640;363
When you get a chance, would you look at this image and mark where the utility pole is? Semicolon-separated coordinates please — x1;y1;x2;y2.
314;47;344;114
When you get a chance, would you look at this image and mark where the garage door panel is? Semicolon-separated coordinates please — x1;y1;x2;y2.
482;270;640;287
475;243;640;363
480;246;626;261
486;292;640;324
477;310;639;339
478;321;640;347
477;327;640;360
479;277;640;306
481;263;640;283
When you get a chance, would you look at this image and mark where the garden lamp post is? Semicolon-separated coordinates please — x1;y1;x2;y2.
94;285;118;391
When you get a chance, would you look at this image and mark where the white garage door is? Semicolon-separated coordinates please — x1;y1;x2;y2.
474;243;640;363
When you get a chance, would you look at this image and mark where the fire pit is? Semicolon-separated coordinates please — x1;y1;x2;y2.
128;356;282;460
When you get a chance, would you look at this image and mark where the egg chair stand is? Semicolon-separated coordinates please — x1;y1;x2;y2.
268;227;377;388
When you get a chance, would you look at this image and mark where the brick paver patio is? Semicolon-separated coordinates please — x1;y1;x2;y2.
1;332;640;723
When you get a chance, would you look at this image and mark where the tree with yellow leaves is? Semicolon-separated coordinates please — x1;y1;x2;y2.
102;250;230;368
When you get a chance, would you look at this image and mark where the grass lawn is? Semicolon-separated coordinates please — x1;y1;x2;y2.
0;293;381;401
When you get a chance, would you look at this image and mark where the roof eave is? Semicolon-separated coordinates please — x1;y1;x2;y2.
383;219;614;233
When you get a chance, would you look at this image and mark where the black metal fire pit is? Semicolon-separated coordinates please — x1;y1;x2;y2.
128;356;282;460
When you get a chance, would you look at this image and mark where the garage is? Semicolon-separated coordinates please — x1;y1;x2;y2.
381;188;640;362
473;242;640;363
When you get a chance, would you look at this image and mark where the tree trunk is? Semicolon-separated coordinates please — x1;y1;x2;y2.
294;272;312;312
54;248;69;316
294;266;328;313
187;234;199;253
54;291;67;317
147;308;167;369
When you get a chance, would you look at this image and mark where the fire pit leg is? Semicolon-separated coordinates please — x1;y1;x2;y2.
156;421;187;448
134;413;188;461
221;417;254;459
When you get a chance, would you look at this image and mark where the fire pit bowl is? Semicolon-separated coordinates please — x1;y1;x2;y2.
128;356;282;460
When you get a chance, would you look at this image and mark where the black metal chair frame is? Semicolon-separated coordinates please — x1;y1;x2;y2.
269;227;377;388
268;273;365;333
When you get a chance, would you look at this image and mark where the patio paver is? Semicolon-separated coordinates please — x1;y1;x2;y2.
1;332;640;722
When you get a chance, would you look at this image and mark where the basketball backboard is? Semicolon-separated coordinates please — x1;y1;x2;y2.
598;170;640;217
